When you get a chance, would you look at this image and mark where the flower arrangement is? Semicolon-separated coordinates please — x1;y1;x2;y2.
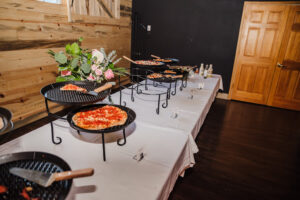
48;37;127;83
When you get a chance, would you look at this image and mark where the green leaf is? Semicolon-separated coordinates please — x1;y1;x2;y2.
55;52;67;64
65;44;72;54
56;75;79;82
58;66;69;71
81;62;91;74
78;37;84;43
70;58;79;69
48;49;55;56
70;42;80;55
56;76;69;82
108;63;115;69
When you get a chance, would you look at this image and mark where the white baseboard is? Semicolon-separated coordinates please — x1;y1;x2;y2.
216;92;229;100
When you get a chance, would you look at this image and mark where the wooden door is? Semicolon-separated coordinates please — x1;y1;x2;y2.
229;3;290;104
267;5;300;111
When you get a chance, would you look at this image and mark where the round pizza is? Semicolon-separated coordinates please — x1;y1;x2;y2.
147;73;163;79
135;60;163;66
154;58;172;63
72;105;128;130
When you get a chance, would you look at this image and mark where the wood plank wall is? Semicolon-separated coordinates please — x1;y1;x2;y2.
0;0;132;128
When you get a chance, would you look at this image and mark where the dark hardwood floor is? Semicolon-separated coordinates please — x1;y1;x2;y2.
169;99;300;200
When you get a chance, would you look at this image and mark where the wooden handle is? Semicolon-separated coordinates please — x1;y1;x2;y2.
172;75;183;79
123;56;136;64
94;83;113;93
151;54;160;59
54;168;94;181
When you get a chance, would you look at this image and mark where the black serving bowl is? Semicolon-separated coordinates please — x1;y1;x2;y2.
0;107;13;135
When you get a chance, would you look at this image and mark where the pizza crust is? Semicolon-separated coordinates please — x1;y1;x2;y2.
72;106;128;130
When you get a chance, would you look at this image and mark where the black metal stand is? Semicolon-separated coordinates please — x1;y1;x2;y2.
45;99;63;145
75;128;127;161
118;74;170;115
180;75;188;91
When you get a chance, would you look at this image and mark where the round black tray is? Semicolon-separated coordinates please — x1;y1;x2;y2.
154;58;180;65
41;81;111;105
67;104;136;134
148;76;179;83
134;60;165;68
0;151;72;200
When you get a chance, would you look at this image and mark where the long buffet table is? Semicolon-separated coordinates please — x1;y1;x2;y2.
0;74;223;200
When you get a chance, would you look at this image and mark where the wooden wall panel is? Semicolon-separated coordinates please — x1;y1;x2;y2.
0;0;132;127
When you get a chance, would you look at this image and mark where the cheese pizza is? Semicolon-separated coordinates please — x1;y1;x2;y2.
60;84;87;92
72;105;128;130
147;73;163;79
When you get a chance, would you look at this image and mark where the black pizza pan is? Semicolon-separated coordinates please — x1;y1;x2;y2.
0;107;13;135
133;60;165;68
153;58;180;64
67;104;136;134
41;81;111;105
147;76;179;83
0;151;72;200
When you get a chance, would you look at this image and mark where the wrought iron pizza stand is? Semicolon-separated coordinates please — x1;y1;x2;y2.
67;104;136;161
41;81;111;145
117;72;171;115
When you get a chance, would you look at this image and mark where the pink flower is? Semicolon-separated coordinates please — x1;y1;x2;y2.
61;70;71;76
104;69;114;80
91;64;98;71
95;68;102;76
87;73;95;81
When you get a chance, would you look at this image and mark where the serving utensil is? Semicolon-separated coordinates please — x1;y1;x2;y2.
123;56;137;64
151;54;160;59
85;82;113;96
9;167;94;187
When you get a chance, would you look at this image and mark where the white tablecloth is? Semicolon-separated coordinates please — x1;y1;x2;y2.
0;74;222;200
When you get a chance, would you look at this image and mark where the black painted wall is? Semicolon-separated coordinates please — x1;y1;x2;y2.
131;0;293;92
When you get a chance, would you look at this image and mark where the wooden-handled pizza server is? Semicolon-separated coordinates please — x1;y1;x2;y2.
85;82;114;96
9;167;94;187
123;56;137;64
151;54;160;59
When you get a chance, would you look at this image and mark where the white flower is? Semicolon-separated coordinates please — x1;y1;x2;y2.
91;64;98;71
92;49;104;64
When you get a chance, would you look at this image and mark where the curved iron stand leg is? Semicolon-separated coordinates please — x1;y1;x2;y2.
145;78;148;90
136;84;142;94
117;129;127;146
119;88;122;106
156;94;161;114
45;99;62;145
102;133;106;161
183;76;188;88
171;80;177;96
77;130;81;135
50;121;62;144
162;93;168;108
180;78;184;91
131;86;135;102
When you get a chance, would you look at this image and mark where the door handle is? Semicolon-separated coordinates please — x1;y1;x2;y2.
277;63;286;68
